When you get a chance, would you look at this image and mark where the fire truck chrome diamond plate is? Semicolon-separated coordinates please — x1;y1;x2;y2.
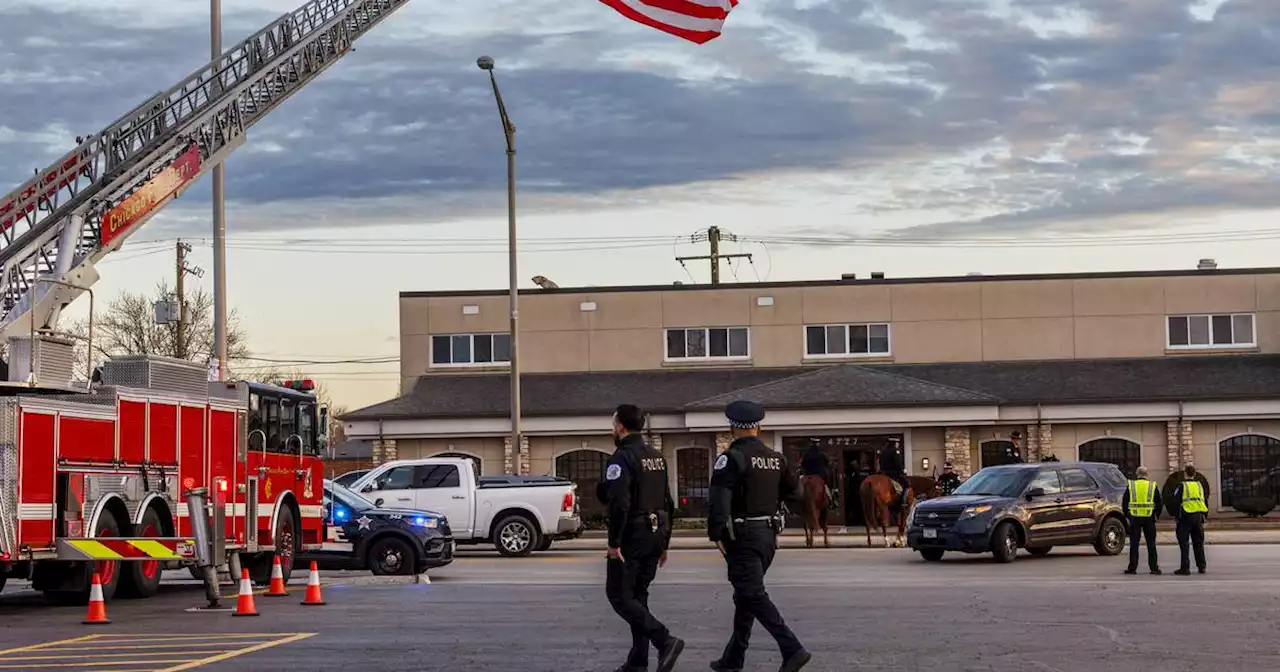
0;400;17;557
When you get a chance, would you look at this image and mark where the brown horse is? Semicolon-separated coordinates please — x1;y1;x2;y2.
799;475;830;548
909;476;940;501
860;474;916;547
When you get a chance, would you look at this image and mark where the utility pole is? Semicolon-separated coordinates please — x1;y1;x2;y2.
211;0;229;381
676;226;753;285
175;240;202;360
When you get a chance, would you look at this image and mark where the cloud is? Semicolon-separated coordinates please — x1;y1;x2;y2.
2;0;1280;237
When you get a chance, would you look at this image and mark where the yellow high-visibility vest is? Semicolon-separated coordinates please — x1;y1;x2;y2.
1181;480;1208;513
1127;479;1156;517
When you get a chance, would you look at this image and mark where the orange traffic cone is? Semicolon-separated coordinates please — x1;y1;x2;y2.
232;567;259;617
265;555;289;597
82;572;110;625
300;561;325;606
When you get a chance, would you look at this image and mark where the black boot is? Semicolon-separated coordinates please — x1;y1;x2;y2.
779;650;813;672
656;638;684;672
709;662;743;672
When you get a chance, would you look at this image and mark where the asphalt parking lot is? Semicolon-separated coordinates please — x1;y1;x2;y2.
2;543;1279;671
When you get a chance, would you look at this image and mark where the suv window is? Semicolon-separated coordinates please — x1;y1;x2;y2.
1028;470;1062;495
1093;464;1128;489
1060;468;1099;492
416;465;461;488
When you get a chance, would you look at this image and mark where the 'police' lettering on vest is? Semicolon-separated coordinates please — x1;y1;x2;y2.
640;457;666;472
750;456;781;470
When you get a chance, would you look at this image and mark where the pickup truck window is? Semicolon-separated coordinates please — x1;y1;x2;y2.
375;466;415;490
416;465;461;488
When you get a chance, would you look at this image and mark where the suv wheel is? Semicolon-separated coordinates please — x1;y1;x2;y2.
991;521;1018;563
1094;517;1126;556
919;548;945;562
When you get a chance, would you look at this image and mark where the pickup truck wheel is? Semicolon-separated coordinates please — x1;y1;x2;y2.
493;515;539;557
1094;517;1126;556
368;537;416;576
535;536;553;552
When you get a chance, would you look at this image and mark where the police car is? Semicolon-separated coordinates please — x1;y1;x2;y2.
299;480;455;575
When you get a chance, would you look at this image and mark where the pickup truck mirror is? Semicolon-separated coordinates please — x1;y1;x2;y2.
1025;487;1046;500
361;483;377;493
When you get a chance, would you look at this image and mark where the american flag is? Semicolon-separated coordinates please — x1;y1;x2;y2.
598;0;739;44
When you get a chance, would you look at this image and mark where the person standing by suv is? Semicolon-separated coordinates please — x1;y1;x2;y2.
1170;465;1209;575
1122;466;1162;575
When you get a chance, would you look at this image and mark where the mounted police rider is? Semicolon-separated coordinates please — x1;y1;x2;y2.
879;436;911;511
800;438;834;506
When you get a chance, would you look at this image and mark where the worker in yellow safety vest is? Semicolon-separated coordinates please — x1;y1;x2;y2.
1171;464;1209;575
1123;466;1162;575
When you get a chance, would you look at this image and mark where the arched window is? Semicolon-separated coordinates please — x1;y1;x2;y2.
437;453;483;476
981;440;1015;468
1219;434;1280;508
556;450;609;517
1078;438;1142;479
676;447;710;518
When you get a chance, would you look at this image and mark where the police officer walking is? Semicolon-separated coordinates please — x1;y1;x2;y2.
599;404;684;672
1170;464;1209;575
708;400;812;672
1122;466;1162;575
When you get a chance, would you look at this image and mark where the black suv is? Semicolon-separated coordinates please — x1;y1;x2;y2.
906;461;1129;563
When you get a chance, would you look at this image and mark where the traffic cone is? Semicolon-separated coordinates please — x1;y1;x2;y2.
300;561;325;606
265;555;289;597
232;568;259;617
82;572;110;625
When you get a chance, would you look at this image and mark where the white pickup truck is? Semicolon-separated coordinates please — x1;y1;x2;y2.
348;458;583;557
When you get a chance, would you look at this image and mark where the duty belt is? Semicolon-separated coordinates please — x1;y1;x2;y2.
732;516;774;524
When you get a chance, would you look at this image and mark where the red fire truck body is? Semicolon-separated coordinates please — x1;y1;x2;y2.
0;356;325;601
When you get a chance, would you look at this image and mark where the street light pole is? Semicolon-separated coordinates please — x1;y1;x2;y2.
477;55;521;474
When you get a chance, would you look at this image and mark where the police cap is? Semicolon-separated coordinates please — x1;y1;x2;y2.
725;400;765;429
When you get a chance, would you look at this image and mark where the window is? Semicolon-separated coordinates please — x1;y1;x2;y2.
1167;314;1255;349
805;323;890;357
676;448;710;518
1219;434;1280;508
1028;470;1062;495
280;397;297;452
416;465;461;488
555;450;608;517
981;440;1016;468
372;466;415;491
431;333;512;366
438;453;483;476
1059;468;1098;491
1078;438;1141;479
665;327;749;360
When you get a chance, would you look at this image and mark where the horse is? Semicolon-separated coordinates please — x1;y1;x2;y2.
860;474;916;548
799;475;830;548
909;475;940;501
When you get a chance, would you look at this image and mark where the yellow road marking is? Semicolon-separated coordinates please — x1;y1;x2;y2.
127;540;182;559
155;633;315;672
0;651;231;661
0;661;187;668
37;643;277;652
65;540;124;559
87;634;284;641
0;636;102;656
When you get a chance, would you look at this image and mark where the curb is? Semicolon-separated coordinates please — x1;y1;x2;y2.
321;572;433;587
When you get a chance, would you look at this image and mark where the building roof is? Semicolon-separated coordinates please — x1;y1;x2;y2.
398;266;1280;299
342;354;1280;421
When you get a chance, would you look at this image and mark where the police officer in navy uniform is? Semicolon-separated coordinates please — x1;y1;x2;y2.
1006;431;1025;464
708;400;812;672
599;404;684;672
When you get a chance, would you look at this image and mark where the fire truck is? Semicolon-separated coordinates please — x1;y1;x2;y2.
0;0;414;602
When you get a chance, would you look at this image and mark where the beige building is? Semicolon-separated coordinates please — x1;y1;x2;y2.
344;265;1280;523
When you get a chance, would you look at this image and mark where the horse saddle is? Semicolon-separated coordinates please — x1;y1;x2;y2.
890;480;904;496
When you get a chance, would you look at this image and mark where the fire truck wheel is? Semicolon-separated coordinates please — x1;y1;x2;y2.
118;507;166;599
251;508;299;585
44;510;124;605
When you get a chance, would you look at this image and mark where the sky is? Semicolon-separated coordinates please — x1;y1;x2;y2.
3;0;1280;410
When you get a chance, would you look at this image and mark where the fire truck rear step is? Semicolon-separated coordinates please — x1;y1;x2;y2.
57;537;197;561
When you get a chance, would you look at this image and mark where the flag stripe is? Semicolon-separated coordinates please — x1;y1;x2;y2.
599;0;729;43
639;0;732;20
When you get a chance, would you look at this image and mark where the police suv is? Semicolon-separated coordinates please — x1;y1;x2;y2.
906;461;1129;563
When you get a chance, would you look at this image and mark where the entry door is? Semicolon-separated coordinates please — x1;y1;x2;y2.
842;449;875;526
367;465;417;507
1057;468;1103;537
1023;470;1067;544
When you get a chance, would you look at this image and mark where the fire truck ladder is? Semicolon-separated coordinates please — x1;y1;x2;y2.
0;0;413;370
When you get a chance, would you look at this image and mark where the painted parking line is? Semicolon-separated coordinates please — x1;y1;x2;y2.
0;633;314;671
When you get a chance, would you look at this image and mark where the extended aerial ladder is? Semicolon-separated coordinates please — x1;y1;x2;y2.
0;0;413;386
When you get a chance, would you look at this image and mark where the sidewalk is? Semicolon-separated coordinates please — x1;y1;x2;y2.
556;525;1280;550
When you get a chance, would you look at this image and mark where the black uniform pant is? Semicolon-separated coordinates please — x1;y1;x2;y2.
718;522;804;668
1126;516;1159;571
1176;513;1207;571
606;522;670;667
889;471;910;506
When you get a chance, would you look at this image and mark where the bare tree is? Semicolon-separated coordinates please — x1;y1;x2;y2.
67;281;251;378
